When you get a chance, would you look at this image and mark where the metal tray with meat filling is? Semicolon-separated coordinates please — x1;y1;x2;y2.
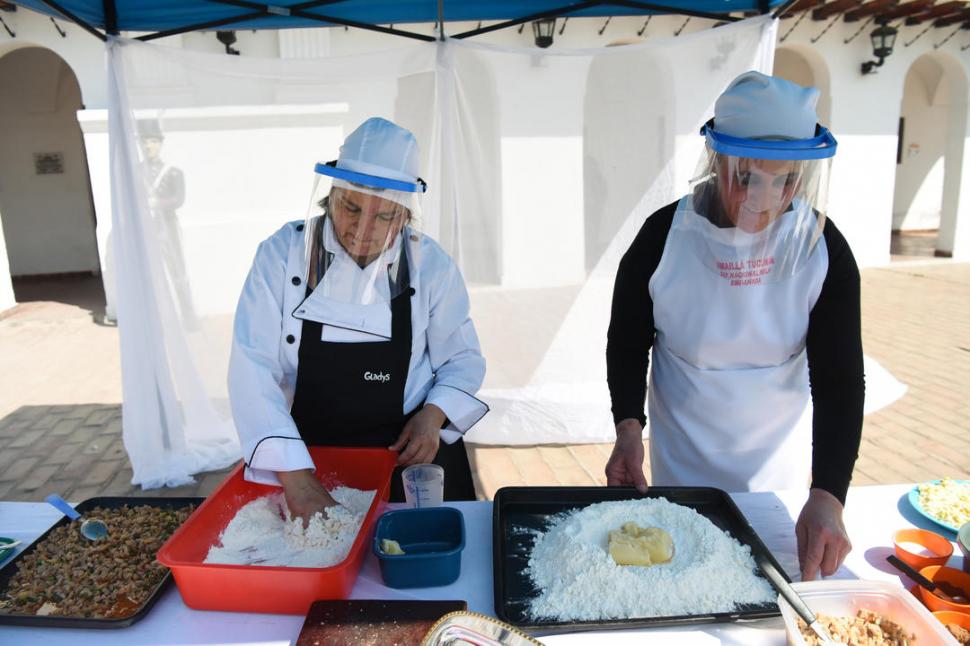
0;497;201;629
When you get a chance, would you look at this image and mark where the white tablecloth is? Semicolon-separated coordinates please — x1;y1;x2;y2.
0;484;962;645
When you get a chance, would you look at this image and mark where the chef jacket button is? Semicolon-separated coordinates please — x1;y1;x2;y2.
407;287;416;296
296;223;304;231
286;334;295;344
291;276;301;286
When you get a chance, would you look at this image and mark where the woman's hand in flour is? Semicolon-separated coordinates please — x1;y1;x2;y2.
795;488;851;581
606;419;649;494
278;469;340;527
390;404;444;466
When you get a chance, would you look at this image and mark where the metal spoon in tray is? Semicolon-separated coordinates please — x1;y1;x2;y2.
755;553;846;646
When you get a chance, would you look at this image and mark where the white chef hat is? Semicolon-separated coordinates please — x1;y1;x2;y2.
713;71;820;141
335;117;421;185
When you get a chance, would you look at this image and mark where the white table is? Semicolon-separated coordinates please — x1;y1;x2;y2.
0;484;962;645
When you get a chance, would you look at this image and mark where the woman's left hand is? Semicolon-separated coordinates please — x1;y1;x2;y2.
389;404;445;466
795;488;852;581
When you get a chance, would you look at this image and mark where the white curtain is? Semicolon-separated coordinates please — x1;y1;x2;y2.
106;17;780;487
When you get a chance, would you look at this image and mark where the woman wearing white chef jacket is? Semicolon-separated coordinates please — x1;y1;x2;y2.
605;72;864;581
229;117;487;520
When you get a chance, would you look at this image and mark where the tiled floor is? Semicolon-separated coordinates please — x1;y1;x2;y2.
0;257;968;502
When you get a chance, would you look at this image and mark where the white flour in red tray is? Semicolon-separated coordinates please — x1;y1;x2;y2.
204;487;375;568
526;498;775;621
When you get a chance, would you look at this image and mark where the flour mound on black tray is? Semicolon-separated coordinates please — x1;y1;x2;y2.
526;497;774;621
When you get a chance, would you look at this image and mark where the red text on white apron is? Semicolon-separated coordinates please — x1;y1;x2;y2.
716;257;775;286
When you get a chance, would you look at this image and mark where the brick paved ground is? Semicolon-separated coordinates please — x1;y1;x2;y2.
0;255;967;503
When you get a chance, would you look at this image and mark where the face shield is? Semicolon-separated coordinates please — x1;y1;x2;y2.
302;161;426;306
678;121;837;282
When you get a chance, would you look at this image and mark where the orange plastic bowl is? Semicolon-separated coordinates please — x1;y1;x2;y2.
917;565;970;614
157;447;397;615
933;609;970;629
893;528;954;570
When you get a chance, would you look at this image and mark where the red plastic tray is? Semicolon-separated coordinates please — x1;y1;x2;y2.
157;447;396;615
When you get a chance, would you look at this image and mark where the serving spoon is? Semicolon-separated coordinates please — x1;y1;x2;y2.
755;553;845;646
886;554;969;603
44;494;109;541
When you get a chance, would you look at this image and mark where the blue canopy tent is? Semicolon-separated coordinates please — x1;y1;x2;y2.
13;0;796;41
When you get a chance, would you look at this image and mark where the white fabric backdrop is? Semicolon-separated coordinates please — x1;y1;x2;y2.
105;16;901;487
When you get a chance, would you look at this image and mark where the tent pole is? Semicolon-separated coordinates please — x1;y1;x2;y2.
771;0;801;18
438;0;445;39
137;12;269;41
31;0;761;44
35;0;107;40
282;11;435;41
209;0;349;14
204;0;436;42
454;0;745;39
103;0;117;35
138;0;434;43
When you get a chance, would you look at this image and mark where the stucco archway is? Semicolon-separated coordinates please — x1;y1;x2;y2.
773;44;832;127
892;51;969;258
0;46;101;297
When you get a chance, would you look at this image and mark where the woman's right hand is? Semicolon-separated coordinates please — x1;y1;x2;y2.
605;419;649;493
277;469;340;527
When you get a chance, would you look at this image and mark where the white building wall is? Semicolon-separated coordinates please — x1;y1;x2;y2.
2;7;970;302
0;47;99;276
0;12;108;107
79;106;348;318
779;17;970;265
937;54;970;259
894;57;947;231
0;212;14;312
501;136;585;288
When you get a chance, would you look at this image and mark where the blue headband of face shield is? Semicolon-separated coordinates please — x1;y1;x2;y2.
700;119;837;161
314;161;427;193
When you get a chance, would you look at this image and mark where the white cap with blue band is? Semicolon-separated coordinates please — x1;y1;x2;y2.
300;118;427;303
701;71;837;161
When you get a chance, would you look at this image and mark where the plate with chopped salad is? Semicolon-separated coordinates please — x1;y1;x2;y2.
907;478;970;533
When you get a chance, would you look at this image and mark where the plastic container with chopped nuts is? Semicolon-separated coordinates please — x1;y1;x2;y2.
778;579;959;645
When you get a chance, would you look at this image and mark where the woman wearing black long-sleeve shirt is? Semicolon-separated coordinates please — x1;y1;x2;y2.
605;72;864;582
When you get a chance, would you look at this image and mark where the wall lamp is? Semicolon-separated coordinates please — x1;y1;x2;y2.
861;21;897;74
532;18;556;48
216;30;240;55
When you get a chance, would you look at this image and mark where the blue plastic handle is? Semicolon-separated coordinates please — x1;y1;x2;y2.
45;494;81;521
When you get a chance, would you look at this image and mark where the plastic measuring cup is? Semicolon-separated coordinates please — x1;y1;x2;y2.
402;463;444;508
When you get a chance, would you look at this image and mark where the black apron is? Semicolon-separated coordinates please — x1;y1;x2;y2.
290;250;476;502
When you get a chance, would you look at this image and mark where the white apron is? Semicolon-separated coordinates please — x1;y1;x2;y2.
646;197;828;493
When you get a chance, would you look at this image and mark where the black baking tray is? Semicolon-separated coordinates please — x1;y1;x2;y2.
0;496;202;629
492;486;788;633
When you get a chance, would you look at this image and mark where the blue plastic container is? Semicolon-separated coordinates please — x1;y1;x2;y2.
372;507;465;589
